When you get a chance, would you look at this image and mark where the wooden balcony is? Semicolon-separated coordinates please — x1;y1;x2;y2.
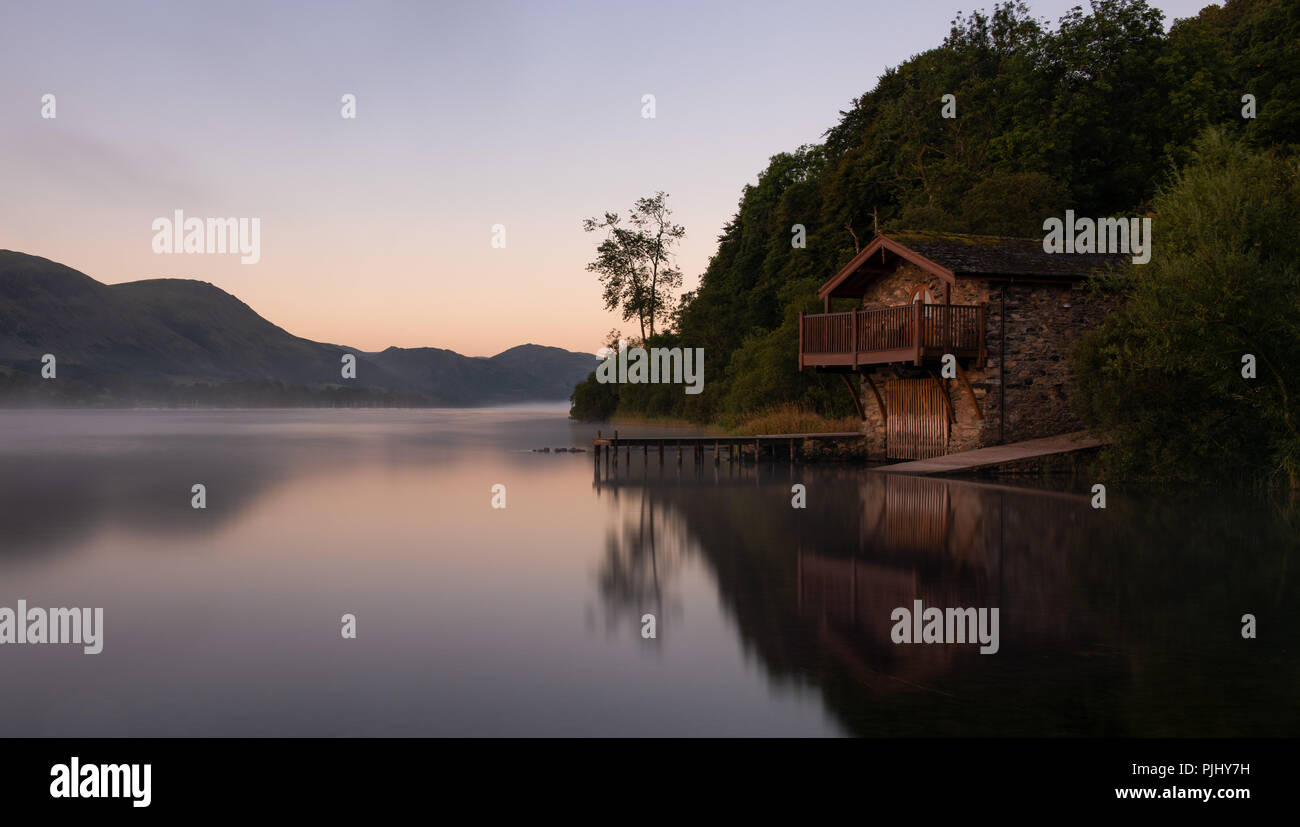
799;303;986;369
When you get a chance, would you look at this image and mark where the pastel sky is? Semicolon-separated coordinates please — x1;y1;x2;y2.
1;0;1210;356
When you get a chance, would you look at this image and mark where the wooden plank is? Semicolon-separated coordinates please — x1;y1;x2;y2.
886;377;948;460
874;431;1107;476
592;432;861;446
801;353;857;367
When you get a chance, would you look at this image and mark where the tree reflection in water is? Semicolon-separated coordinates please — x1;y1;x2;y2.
594;459;1300;736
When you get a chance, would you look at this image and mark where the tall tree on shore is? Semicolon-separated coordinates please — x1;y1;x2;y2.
583;192;685;340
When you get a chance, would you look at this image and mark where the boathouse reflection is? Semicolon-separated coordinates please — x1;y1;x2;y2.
593;465;1105;731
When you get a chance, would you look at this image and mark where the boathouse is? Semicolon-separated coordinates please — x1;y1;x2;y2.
798;231;1125;459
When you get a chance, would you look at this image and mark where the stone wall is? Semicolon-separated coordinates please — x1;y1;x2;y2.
851;263;1115;457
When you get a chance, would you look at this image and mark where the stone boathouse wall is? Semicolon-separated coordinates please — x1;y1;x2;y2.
855;262;1115;457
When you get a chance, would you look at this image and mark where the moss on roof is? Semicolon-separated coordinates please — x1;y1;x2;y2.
888;230;1013;247
884;230;1127;278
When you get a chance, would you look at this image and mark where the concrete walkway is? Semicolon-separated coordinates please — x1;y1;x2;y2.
873;431;1107;476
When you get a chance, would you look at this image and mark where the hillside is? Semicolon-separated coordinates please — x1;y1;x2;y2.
0;251;597;407
571;0;1300;424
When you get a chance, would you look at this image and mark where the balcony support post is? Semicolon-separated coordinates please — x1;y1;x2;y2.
850;307;858;367
860;369;887;425
798;311;804;370
912;301;923;366
838;372;866;421
954;363;984;420
928;369;956;424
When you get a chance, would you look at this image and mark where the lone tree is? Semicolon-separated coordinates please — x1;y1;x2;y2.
583;191;685;341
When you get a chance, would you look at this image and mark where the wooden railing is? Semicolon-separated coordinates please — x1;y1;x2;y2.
855;305;915;354
919;304;984;355
799;310;855;355
800;303;985;368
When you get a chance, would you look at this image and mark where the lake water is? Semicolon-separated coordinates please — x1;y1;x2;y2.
0;408;1295;737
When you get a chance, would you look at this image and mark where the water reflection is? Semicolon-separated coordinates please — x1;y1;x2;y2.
0;410;1294;736
595;496;683;642
596;456;1300;736
0;410;840;736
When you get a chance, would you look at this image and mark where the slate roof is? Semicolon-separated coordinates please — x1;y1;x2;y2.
886;230;1128;279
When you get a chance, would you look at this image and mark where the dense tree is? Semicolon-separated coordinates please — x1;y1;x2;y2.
572;0;1300;479
1072;129;1300;486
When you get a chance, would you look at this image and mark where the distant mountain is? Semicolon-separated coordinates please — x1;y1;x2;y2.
484;344;609;401
0;251;598;407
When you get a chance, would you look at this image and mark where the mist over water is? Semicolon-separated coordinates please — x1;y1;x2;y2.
0;409;1294;736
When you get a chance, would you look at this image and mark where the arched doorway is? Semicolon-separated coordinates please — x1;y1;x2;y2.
909;284;935;305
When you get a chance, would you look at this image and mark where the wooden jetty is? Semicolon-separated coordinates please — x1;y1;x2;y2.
871;431;1106;476
592;429;862;468
592;428;1104;478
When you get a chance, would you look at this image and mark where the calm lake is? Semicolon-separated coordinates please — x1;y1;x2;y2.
0;408;1295;737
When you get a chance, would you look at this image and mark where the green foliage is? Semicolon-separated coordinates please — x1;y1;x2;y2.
1072;129;1300;486
1158;0;1300;159
584;0;1300;460
956;171;1070;236
569;369;618;421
